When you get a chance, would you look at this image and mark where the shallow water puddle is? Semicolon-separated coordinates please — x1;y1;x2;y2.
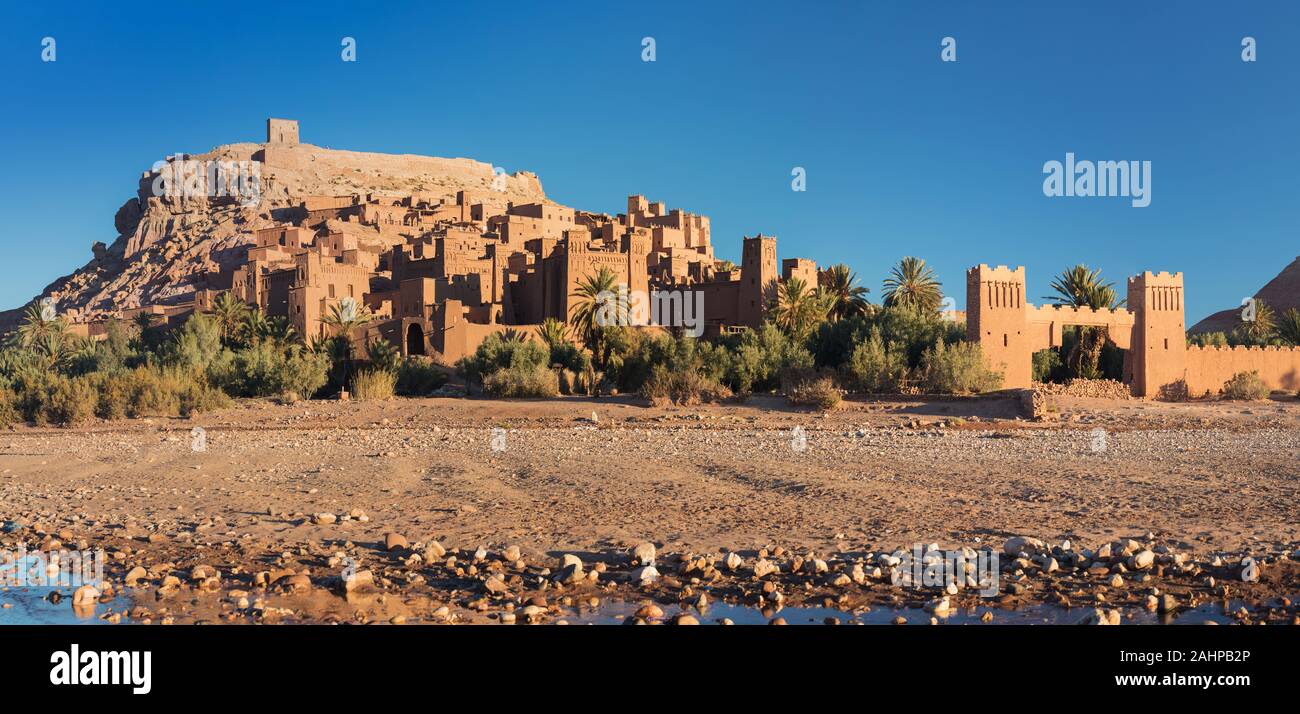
570;599;1247;625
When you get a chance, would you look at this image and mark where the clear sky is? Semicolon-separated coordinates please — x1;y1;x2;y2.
2;1;1296;323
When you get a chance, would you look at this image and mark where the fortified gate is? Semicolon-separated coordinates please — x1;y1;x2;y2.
966;265;1188;397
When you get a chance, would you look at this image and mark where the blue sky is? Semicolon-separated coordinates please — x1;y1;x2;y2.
2;0;1296;322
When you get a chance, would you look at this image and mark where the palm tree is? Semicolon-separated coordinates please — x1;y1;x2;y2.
569;268;624;367
264;316;299;346
321;297;374;338
13;301;67;350
1236;299;1277;344
767;276;829;338
1045;265;1123;311
536;317;569;350
241;308;270;343
819;264;870;321
1277;308;1300;346
882;257;943;313
1045;265;1124;378
208;291;250;345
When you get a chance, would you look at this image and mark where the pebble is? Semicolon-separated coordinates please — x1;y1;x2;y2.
384;533;409;551
72;585;100;606
630;566;659;584
632;542;656;566
1128;550;1155;570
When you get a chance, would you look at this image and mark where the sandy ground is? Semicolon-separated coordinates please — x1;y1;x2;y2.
2;392;1298;624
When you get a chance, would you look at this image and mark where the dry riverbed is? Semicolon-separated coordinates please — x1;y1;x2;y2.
2;393;1298;625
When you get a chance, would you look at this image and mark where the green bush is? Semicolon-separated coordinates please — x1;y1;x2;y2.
719;324;813;393
208;342;329;399
919;340;1003;394
352;368;397;400
395;358;449;396
460;333;550;388
845;328;908;393
1031;348;1065;383
483;364;559;398
170;313;224;371
1221;371;1269;400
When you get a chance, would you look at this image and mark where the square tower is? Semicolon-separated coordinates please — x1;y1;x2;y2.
267;118;300;145
1127;271;1186;397
966;264;1030;388
739;234;777;328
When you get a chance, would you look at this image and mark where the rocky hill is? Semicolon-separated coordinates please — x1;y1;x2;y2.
1189;256;1300;333
1;137;546;328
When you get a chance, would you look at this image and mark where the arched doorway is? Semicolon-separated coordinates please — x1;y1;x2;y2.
406;323;425;356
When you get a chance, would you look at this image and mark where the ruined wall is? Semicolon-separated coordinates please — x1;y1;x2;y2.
1185;345;1300;396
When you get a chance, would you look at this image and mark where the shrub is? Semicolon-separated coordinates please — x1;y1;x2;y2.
208;342;329;399
352;368;397;400
176;380;230;416
483;364;560;398
720;324;813;393
0;388;18;428
548;341;591;373
460;333;550;388
1221;371;1269;400
395;358;449;396
919;340;1003;394
126;368;184;417
639;365;732;406
846;328;908;393
1031;348;1064;383
783;371;842;410
170;313;224;371
92;372;132;420
43;375;98;426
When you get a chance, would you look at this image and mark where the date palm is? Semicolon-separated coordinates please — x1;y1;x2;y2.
13;301;67;351
536;317;570;350
321;297;374;338
1236;299;1277;344
767;276;829;338
569;267;624;367
208;291;250;345
819;263;870;321
241;308;270;343
1045;265;1124;377
1277;308;1300;346
882;257;942;313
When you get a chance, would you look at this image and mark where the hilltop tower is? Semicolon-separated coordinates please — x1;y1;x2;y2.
267;118;300;145
1127;271;1186;397
739;235;777;328
966;265;1031;388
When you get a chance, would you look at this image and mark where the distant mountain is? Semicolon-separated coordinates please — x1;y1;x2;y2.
1189;256;1300;334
